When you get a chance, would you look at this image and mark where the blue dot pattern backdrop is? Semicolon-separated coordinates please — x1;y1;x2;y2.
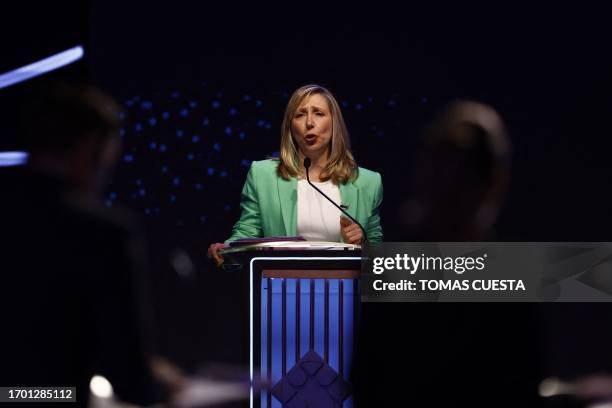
107;84;415;239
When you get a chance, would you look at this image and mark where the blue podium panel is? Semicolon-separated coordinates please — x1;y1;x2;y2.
261;274;358;408
224;250;361;408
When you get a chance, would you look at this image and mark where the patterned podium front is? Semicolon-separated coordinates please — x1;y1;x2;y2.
221;243;361;408
262;269;359;407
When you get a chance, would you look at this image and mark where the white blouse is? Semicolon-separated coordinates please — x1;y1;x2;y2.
296;179;343;242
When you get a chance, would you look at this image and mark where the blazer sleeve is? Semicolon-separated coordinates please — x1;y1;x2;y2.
366;172;384;242
225;163;264;243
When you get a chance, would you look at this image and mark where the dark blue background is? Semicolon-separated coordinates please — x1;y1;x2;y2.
3;2;612;375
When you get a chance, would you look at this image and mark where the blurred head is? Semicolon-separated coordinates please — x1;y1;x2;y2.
277;84;357;184
404;100;511;240
20;82;121;195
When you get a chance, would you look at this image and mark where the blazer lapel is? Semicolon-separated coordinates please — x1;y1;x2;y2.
278;176;297;236
339;181;359;220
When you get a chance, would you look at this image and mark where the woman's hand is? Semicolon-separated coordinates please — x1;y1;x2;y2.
207;243;229;266
340;216;363;245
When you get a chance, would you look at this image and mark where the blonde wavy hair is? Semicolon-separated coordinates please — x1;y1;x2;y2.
276;84;358;184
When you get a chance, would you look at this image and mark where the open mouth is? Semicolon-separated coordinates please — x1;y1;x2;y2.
305;134;317;145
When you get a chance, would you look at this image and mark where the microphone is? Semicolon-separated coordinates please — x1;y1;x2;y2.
303;157;368;244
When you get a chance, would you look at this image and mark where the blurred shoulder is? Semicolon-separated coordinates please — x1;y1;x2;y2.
64;193;141;239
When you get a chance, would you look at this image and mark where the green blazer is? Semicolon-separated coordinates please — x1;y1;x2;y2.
226;159;383;243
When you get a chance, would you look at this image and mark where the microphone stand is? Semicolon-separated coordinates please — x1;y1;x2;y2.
303;157;368;244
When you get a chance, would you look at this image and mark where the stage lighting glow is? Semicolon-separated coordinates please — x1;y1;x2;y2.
0;46;84;90
539;377;563;397
0;151;28;166
89;375;113;398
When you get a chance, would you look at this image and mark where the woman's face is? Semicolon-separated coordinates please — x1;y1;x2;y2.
291;93;333;158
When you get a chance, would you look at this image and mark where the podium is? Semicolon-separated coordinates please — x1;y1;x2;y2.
221;241;362;408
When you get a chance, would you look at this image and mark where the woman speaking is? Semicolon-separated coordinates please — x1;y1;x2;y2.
208;84;383;265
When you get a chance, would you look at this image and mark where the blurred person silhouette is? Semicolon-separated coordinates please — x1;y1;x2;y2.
0;82;186;407
401;100;511;241
353;101;543;408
